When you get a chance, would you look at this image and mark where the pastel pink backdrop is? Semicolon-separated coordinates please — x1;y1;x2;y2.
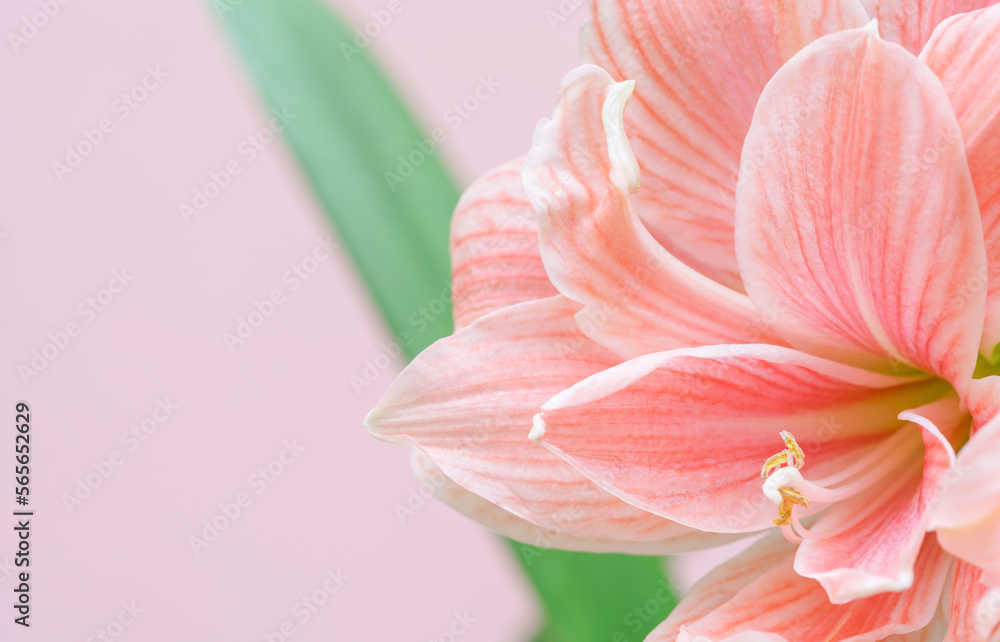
1;0;733;639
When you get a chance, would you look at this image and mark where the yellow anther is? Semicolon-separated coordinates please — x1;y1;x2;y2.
780;430;805;470
761;431;811;526
762;431;805;478
761;452;788;479
773;487;810;526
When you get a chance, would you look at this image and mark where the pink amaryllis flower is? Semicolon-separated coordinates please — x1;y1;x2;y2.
367;0;1000;638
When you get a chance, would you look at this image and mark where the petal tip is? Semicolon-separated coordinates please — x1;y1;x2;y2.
824;570;915;604
602;79;641;194
362;408;379;435
529;413;546;442
363;405;400;444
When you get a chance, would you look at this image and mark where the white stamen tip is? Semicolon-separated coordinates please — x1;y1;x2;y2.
602;80;641;194
763;468;805;504
529;414;546;442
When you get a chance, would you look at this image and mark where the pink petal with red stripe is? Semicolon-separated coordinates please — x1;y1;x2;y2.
650;534;951;640
534;343;943;532
523;65;784;360
582;0;870;288
409;451;723;553
931;406;1000;587
736;26;986;389
793;397;966;603
920;4;1000;357
450;157;557;330
860;0;1000;54
366;295;728;550
943;561;1000;641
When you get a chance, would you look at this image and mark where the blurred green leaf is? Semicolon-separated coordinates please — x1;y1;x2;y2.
215;0;456;357
210;0;676;638
513;543;677;642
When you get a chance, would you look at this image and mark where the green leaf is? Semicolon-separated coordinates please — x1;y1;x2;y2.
512;543;677;642
209;0;677;638
214;0;456;358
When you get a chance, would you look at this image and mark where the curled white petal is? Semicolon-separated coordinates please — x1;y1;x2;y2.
602;79;641;194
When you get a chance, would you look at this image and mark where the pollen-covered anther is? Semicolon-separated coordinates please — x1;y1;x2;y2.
773;487;810;526
761;431;811;527
761;430;805;479
760;451;788;479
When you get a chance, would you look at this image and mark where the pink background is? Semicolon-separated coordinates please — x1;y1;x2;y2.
1;0;733;638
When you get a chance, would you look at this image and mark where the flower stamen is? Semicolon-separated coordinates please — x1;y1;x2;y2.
759;426;924;542
774;487;810;526
761;430;805;479
761;431;810;526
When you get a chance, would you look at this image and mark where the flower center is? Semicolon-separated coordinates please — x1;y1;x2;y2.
760;429;922;543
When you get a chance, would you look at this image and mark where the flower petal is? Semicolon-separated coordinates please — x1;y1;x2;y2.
366;295;728;551
794;397;966;603
523;65;785;360
943;560;1000;641
736;26;986;390
582;0;870;288
534;343;943;532
931;407;1000;587
966;376;1000;432
920;5;1000;357
450;157;557;330
654;533;951;640
881;608;947;642
937;508;1000;589
646;533;796;642
859;0;1000;54
409;451;719;554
